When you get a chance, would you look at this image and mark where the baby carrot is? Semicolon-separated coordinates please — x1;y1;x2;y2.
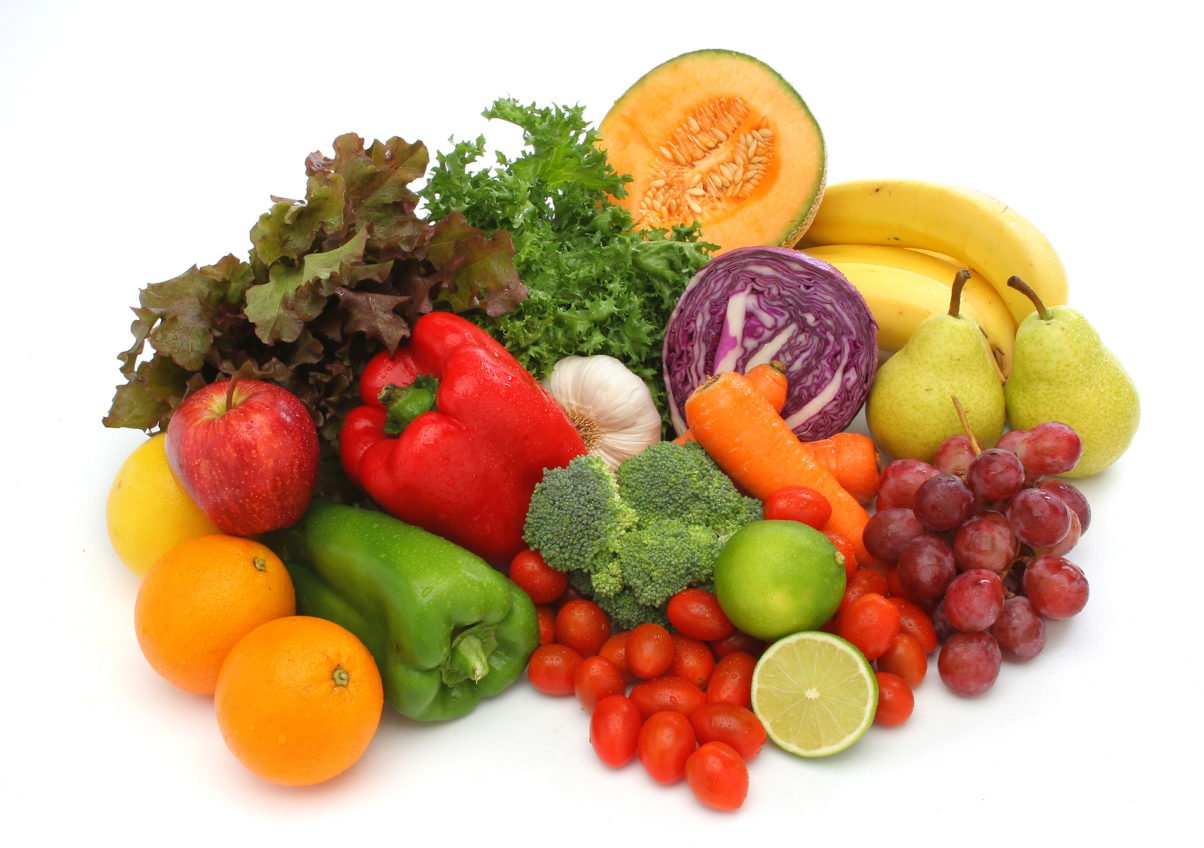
801;432;881;506
684;371;871;565
674;362;788;446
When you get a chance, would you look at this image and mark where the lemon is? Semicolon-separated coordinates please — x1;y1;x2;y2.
751;631;878;758
106;434;219;577
713;520;845;642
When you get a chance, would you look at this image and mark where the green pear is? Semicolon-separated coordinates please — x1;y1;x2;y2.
1004;277;1139;478
867;270;1006;461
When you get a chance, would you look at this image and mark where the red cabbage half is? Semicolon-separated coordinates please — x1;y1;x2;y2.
663;246;878;440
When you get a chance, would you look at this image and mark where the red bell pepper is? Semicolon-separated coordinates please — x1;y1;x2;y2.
340;312;586;567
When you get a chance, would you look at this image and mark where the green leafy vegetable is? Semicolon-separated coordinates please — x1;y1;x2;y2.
104;133;524;496
420;99;715;420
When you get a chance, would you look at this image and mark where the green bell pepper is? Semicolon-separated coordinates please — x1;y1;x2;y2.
274;501;539;722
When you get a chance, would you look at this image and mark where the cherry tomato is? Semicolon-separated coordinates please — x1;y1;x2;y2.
824;530;860;579
839;567;890;614
669;635;715;689
706;651;757;708
590;694;643;768
638;711;697;785
667;588;734;641
629;676;706;719
685;742;749;812
876;631;928;689
555;599;611;658
509;549;569;605
874;671;915;727
688;703;766;761
527;643;582;696
708;630;765;659
536;605;556;645
889;596;939;654
837;592;900;660
626;622;675;679
574;655;627;712
599;631;634;681
764;485;833;530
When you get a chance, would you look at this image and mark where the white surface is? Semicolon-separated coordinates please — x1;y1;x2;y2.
2;1;1196;843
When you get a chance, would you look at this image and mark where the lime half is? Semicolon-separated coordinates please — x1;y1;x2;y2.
751;631;878;758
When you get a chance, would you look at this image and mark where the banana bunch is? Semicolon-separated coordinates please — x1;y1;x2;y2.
798;180;1070;377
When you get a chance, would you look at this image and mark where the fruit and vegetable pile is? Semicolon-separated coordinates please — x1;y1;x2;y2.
103;49;1140;810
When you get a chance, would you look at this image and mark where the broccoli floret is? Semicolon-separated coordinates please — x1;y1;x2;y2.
594;588;670;632
523;441;761;629
524;454;637;575
617;440;762;533
616;519;721;608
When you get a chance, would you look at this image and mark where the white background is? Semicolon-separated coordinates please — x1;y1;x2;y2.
2;0;1197;843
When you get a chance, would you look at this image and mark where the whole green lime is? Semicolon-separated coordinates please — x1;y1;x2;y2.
713;520;846;642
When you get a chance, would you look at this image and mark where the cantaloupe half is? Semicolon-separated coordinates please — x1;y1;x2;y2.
598;49;826;255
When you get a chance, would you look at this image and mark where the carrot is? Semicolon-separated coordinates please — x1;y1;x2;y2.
673;362;788;446
801;432;881;506
685;371;871;565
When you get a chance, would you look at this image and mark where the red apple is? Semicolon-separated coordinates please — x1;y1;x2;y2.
165;378;319;536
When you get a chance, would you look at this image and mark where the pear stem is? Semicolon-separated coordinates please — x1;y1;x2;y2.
1007;276;1053;321
948;269;971;318
951;395;982;455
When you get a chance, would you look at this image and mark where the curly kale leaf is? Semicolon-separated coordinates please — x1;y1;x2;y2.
420;99;714;421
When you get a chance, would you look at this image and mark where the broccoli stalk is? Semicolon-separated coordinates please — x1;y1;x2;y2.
523;441;761;630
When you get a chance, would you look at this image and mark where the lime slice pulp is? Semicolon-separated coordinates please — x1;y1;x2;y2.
751;631;878;758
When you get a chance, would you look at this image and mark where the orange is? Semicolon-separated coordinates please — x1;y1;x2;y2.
215;616;384;786
107;434;220;577
134;534;296;695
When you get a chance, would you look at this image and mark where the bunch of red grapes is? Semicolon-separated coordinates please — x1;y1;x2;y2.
864;421;1091;697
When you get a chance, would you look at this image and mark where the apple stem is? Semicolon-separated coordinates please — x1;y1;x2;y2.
225;373;241;410
948;269;971;318
1007;276;1053;321
951;395;982;455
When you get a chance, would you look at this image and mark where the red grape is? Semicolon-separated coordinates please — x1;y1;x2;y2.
943;569;1005;632
990;596;1046;661
877;459;939;509
913;474;975;532
1017;421;1082;477
952;511;1019;574
1007;487;1072;548
1023;555;1089;620
1037;479;1091;534
896;534;957;602
937;631;1002;696
995;429;1030;454
966;448;1025;502
864;507;926;564
934;434;976;479
1032;510;1082;557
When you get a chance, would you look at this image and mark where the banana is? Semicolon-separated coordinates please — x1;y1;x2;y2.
804;244;1017;376
798;180;1068;324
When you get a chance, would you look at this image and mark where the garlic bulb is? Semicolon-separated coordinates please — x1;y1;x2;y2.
544;355;663;469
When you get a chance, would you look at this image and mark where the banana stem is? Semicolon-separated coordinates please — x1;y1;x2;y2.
948;269;972;318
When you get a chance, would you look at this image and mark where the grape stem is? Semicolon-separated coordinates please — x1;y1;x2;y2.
950;396;982;455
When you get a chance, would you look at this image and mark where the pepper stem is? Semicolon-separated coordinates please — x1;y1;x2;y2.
442;624;499;686
380;375;439;436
